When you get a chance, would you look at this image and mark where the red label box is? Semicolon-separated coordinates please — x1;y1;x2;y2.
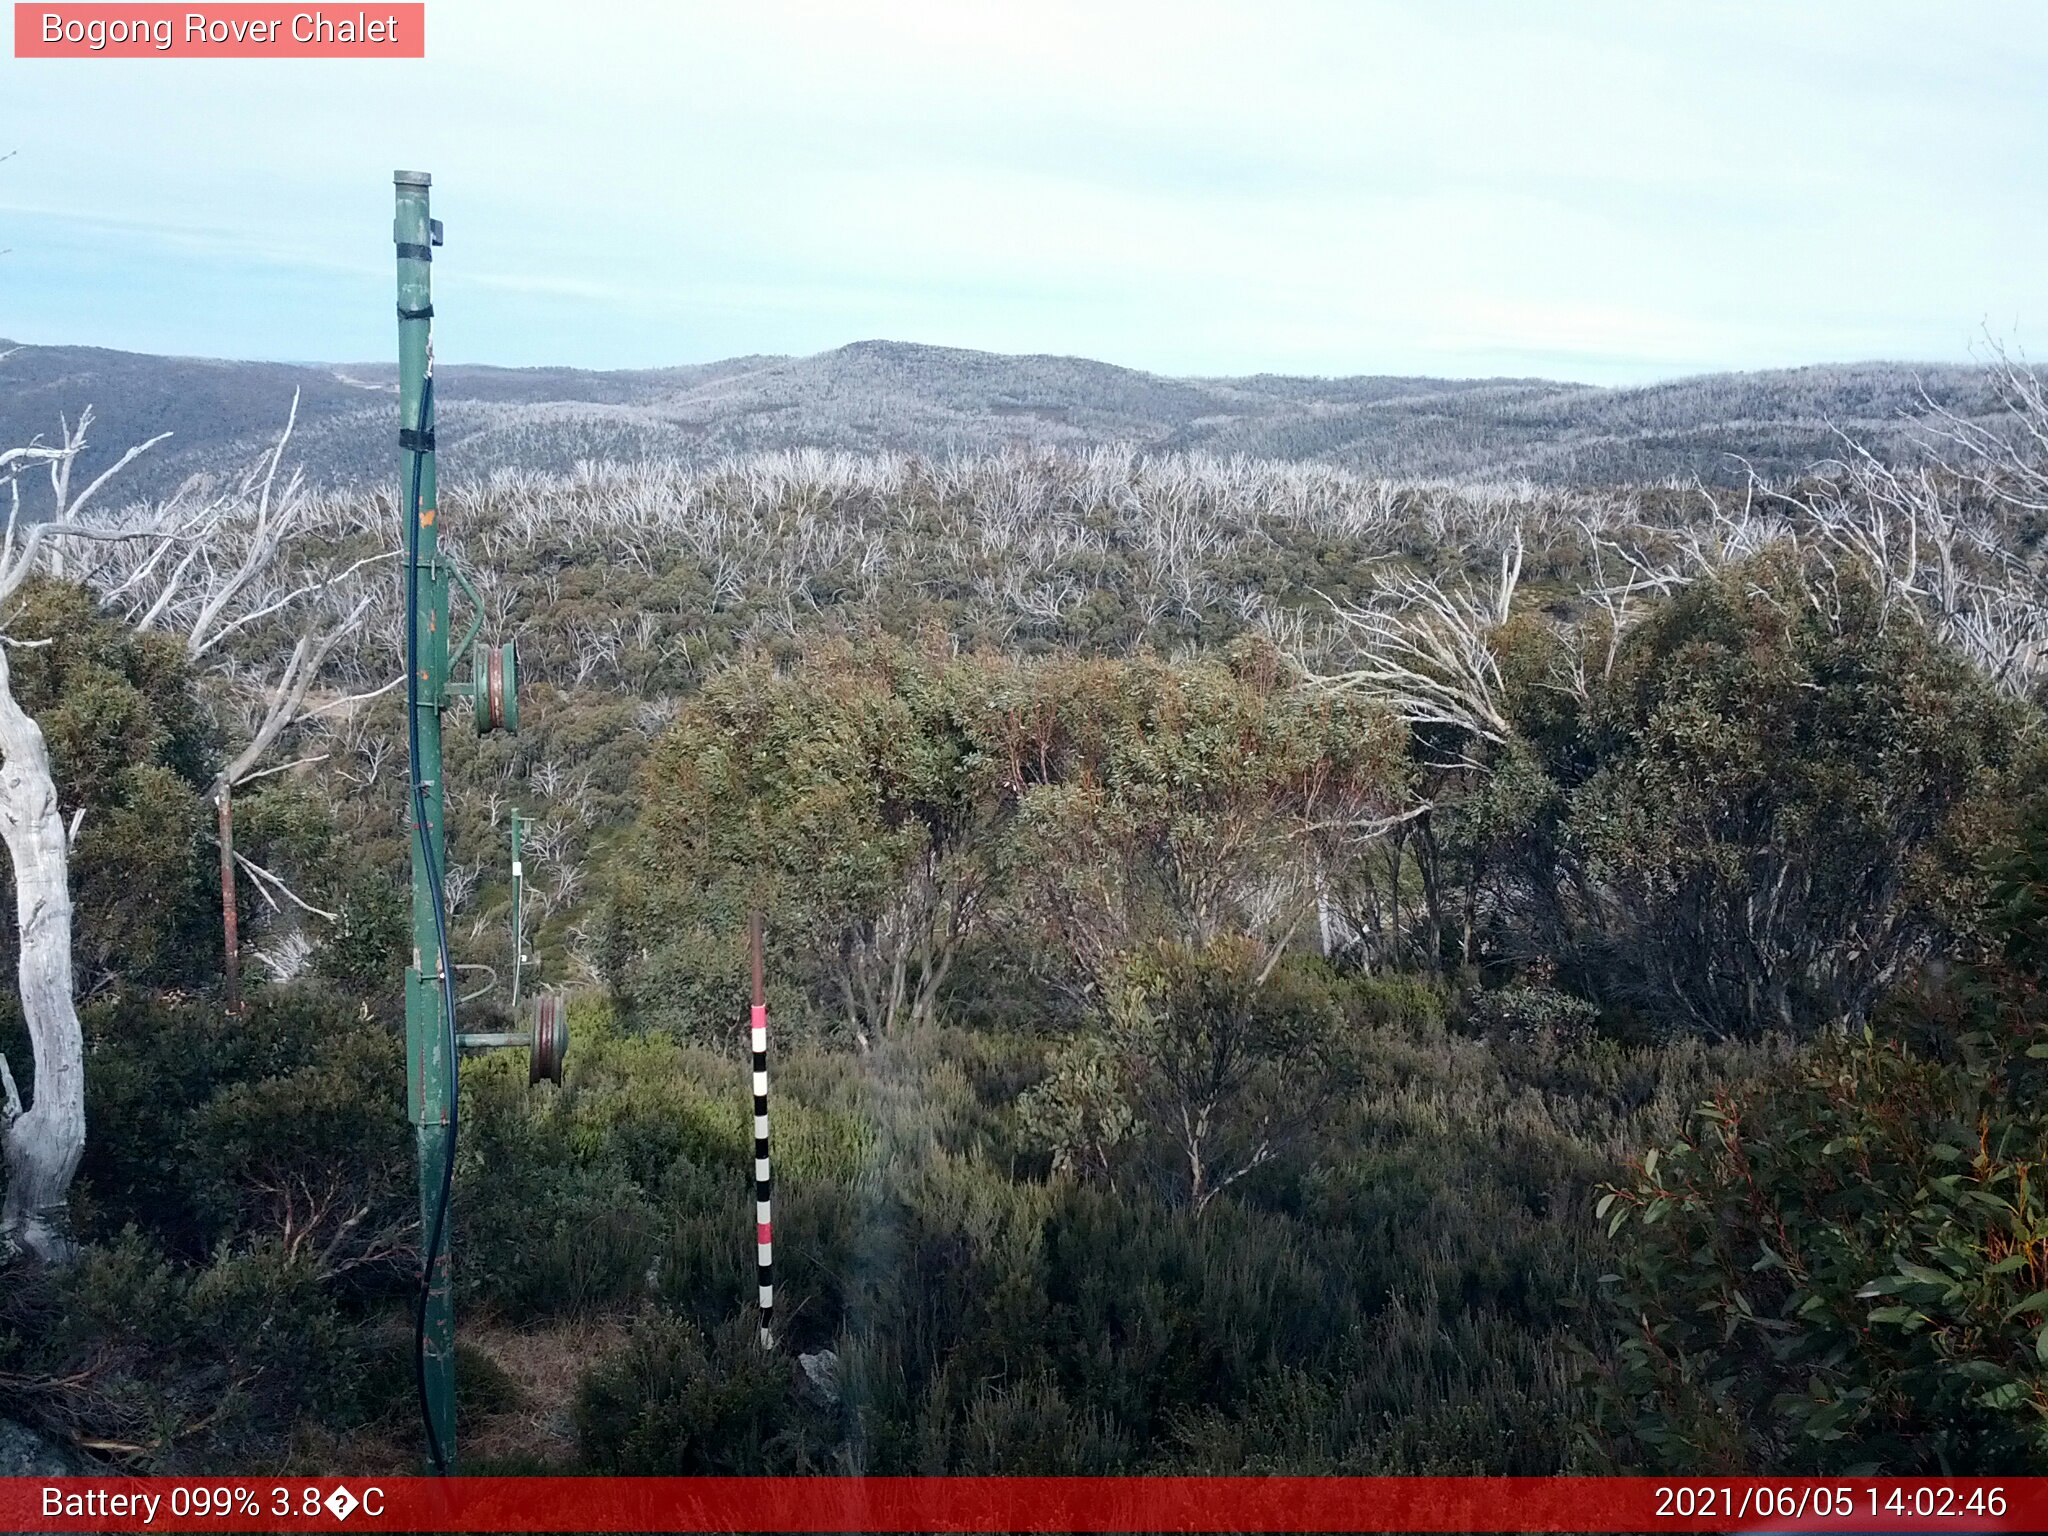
0;1476;2041;1533
13;3;424;57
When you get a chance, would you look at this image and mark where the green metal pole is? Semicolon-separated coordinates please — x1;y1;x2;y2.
509;810;525;1010
396;168;456;1472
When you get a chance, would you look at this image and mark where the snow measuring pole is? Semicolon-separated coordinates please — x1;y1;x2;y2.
396;171;556;1474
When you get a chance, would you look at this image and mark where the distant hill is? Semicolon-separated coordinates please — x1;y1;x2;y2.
0;337;2002;512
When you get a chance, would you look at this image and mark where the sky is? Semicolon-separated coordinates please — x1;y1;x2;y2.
1;0;2043;385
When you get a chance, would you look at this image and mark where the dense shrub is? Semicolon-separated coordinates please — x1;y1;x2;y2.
77;986;407;1267
1591;797;2048;1472
0;579;215;996
607;638;1401;1043
604;636;1007;1044
312;871;408;991
1592;1004;2048;1472
577;1314;830;1473
559;982;1756;1475
1021;942;1361;1210
1493;555;2027;1038
455;1011;749;1317
0;1230;369;1467
0;986;411;1465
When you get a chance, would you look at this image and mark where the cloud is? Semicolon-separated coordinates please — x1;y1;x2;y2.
2;0;2040;379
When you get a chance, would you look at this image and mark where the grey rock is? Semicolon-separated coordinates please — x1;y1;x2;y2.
797;1348;841;1405
0;1417;82;1476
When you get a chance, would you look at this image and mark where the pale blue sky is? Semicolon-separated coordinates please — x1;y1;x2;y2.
2;0;2042;383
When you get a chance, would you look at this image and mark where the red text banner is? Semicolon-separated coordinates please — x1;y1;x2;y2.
0;1476;2039;1532
14;4;424;57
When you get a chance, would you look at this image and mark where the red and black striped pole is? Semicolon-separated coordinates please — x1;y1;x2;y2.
749;910;774;1349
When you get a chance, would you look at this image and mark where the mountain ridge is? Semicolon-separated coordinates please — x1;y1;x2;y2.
0;336;2000;509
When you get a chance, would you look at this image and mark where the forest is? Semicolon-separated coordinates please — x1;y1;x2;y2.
1;352;2047;1478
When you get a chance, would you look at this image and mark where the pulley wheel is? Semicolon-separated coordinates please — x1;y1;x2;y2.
475;640;518;735
529;993;568;1086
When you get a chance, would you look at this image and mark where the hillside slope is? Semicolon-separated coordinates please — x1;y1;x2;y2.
0;337;1998;509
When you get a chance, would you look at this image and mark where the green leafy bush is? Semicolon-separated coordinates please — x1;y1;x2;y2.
1591;801;2048;1472
0;579;214;994
606;638;1401;1043
1484;554;2026;1038
0;1230;369;1467
455;1016;739;1317
78;986;407;1268
313;872;408;992
1022;942;1361;1211
576;1315;822;1473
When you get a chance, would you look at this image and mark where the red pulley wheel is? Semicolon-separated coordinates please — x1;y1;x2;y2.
474;640;518;734
530;994;568;1086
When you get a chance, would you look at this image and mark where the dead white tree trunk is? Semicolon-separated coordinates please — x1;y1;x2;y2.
0;640;82;1261
0;408;174;1260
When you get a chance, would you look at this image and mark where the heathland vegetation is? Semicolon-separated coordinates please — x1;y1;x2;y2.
1;354;2047;1472
0;337;2012;511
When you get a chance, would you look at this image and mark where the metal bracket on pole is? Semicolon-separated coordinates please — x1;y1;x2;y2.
447;561;486;678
